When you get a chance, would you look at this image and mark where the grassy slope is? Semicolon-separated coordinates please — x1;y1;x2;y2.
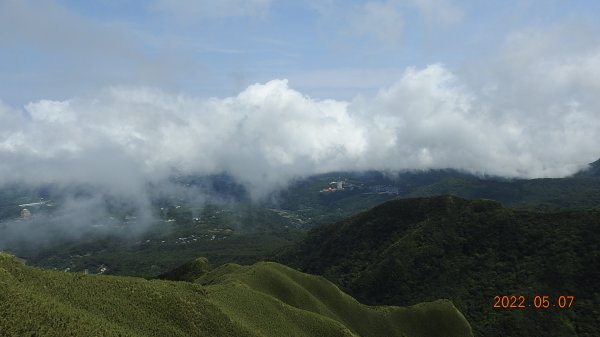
0;253;473;337
0;253;250;337
198;262;472;337
278;196;600;337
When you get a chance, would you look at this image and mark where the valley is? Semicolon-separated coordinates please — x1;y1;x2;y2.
1;167;600;336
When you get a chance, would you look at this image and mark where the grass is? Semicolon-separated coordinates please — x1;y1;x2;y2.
198;261;473;337
0;252;473;337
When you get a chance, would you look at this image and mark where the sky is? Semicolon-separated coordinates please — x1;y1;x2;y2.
2;0;600;201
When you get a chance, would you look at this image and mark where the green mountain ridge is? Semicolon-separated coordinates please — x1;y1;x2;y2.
405;176;600;209
0;252;472;337
278;195;600;337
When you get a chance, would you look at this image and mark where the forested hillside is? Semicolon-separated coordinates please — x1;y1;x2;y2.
278;196;600;337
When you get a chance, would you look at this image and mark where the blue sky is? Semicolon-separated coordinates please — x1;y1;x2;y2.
2;0;599;104
1;0;600;198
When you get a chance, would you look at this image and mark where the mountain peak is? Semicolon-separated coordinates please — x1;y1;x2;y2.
574;158;600;177
156;257;210;282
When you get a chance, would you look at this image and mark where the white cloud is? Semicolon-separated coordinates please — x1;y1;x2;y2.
4;0;600;248
2;15;600;202
1;44;599;249
2;52;600;201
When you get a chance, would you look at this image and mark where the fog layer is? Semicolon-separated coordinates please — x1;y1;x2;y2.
2;62;599;200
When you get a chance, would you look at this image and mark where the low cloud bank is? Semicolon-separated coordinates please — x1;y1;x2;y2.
2;63;598;199
2;55;600;248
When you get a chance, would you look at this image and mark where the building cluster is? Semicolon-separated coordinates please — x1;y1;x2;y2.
320;180;345;193
18;199;54;219
20;208;32;219
319;179;399;195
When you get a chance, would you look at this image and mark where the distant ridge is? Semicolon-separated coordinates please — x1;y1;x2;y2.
574;158;600;177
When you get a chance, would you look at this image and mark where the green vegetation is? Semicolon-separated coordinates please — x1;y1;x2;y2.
197;262;472;337
14;202;302;277
276;170;600;215
157;257;211;281
573;159;600;178
270;168;600;231
0;252;472;337
21;231;298;277
0;252;251;337
406;176;600;209
278;196;600;337
272;171;405;226
4;169;600;336
5;167;600;277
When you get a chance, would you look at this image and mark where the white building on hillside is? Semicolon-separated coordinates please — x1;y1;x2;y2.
21;208;31;218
